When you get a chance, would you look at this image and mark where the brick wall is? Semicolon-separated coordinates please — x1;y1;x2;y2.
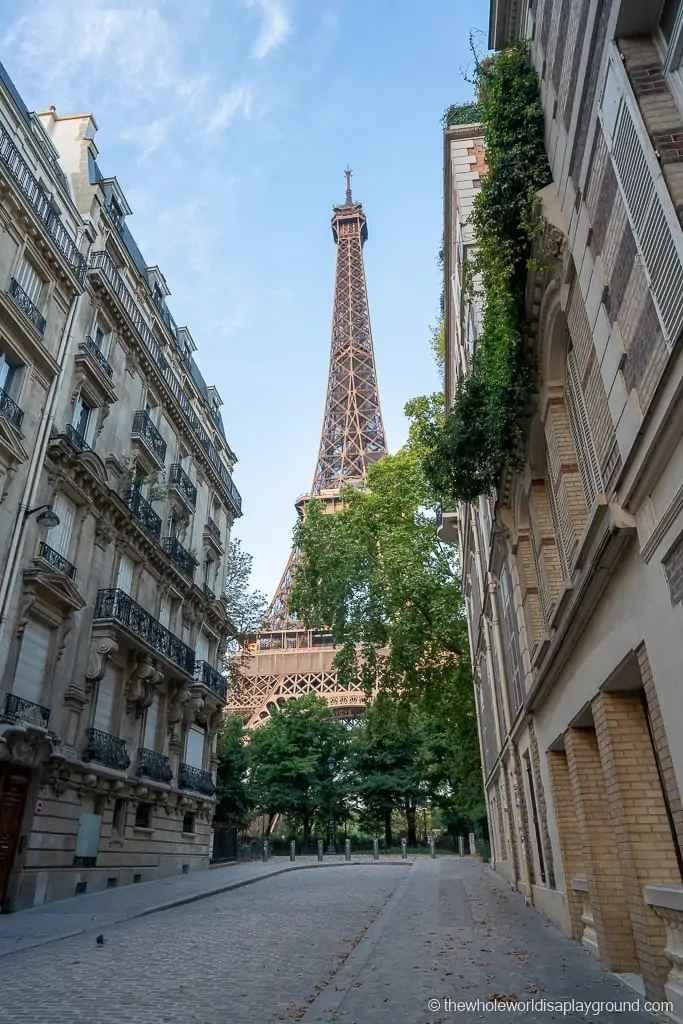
547;748;584;940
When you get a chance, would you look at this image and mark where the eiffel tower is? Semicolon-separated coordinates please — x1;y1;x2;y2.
230;171;387;726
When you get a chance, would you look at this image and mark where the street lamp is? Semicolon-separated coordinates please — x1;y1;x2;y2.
24;505;60;529
327;756;336;855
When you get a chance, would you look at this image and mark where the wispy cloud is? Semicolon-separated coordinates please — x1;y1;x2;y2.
205;85;253;133
247;0;292;59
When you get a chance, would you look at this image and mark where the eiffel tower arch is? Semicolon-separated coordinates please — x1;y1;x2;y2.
229;172;387;727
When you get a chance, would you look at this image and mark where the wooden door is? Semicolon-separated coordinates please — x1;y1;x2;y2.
0;765;30;907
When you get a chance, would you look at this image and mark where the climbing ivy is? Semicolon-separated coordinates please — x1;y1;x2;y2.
423;42;551;503
442;101;483;127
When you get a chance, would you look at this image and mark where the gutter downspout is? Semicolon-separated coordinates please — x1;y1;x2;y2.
0;289;84;643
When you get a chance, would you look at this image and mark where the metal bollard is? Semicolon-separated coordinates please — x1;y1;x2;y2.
290;841;296;862
458;835;465;857
373;838;379;861
430;840;436;859
262;840;269;862
345;838;351;862
317;839;324;862
401;838;407;860
469;832;476;857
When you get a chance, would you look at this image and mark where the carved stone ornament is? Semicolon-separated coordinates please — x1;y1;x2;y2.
16;586;37;640
94;518;115;550
167;682;192;727
0;723;62;767
85;635;119;690
126;653;164;717
47;765;71;797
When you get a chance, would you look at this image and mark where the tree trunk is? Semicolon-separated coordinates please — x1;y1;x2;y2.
384;808;392;848
406;800;417;846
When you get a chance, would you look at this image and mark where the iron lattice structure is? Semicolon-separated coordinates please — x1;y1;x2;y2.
230;172;387;726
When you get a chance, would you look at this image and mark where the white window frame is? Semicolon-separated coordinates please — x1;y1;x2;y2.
656;1;683;116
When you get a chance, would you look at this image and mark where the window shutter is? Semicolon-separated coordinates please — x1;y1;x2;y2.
566;349;602;509
13;618;51;704
159;598;171;628
143;693;159;750
185;726;205;769
16;259;42;304
116;554;134;595
71;394;84;430
195;631;209;663
94;663;118;732
50;492;76;557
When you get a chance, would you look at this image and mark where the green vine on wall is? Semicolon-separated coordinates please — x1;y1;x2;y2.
442;101;483;127
424;43;551;503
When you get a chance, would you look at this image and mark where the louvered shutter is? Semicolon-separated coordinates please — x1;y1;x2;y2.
50;492;76;557
143;693;159;750
185;726;205;769
94;662;117;732
116;554;134;595
566;349;602;509
16;259;42;304
195;631;209;663
159;598;171;628
13;618;51;703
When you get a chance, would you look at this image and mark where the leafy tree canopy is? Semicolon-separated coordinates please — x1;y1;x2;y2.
215;714;253;829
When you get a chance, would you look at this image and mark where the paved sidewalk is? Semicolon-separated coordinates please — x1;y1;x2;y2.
302;857;670;1024
0;854;413;958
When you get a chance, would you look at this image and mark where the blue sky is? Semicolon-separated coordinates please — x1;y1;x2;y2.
1;0;487;599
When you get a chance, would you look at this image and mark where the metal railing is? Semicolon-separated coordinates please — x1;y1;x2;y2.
169;463;197;508
123;487;162;542
4;692;50;729
0;385;24;430
38;541;76;580
9;277;46;335
84;335;113;378
205;517;221;543
203;583;216;603
137;748;173;783
0;123;86;282
131;410;166;463
178;763;215;796
64;423;91;452
88;250;242;517
193;661;227;700
94;588;195;676
161;536;197;580
83;728;131;771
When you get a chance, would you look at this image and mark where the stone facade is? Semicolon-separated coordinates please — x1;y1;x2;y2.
442;0;683;1011
0;64;241;910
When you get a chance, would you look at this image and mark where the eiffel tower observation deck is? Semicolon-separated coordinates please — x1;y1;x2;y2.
230;171;387;726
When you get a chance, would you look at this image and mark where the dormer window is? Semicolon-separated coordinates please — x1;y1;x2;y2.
108;197;123;231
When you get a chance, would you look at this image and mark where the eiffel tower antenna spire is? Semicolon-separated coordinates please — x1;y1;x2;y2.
230;177;387;725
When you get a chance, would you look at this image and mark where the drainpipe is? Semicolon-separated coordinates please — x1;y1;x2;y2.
0;289;84;642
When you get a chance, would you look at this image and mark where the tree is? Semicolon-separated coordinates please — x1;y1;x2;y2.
247;694;348;841
214;714;253;830
223;539;268;650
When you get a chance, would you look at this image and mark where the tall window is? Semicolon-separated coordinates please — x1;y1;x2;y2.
185;726;205;769
94;663;118;733
498;563;525;716
143;693;159;750
0;349;20;397
72;394;95;444
15;257;43;306
116;553;134;595
13;618;52;704
49;492;76;558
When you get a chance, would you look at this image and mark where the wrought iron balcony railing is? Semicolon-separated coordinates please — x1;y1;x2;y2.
203;583;216;603
88;250;241;517
0;124;86;282
169;463;197;509
193;661;227;701
38;542;76;580
206;517;221;543
84;335;113;378
9;278;46;335
0;385;24;430
64;423;91;452
94;589;195;676
83;728;131;771
137;748;173;784
4;692;50;729
161;536;197;580
131;410;167;464
123;487;162;542
178;763;215;796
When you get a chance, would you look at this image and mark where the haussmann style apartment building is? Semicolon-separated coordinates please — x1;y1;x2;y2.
0;61;241;911
441;0;683;1012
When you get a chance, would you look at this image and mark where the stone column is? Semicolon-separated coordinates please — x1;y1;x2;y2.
593;690;681;997
547;749;584;941
565;726;639;972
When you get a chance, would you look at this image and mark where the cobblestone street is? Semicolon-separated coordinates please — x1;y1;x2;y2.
0;858;673;1024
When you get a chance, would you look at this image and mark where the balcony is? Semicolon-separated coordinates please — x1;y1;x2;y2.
123;487;162;542
4;693;50;729
38;542;76;580
194;660;227;701
137;748;173;784
206;517;221;543
0;123;86;283
203;583;216;603
9;278;46;336
168;463;197;510
178;763;215;796
0;386;24;430
64;423;91;453
94;588;195;676
83;728;131;771
161;536;197;580
131;409;166;468
85;335;113;377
